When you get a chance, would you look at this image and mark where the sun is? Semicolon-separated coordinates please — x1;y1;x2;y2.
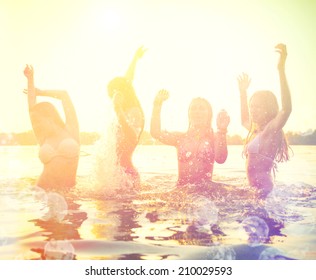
99;8;123;32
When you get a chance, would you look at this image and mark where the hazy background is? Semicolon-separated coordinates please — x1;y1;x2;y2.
0;0;315;136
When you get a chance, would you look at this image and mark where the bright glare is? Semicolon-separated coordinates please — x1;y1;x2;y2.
0;1;315;135
99;8;122;32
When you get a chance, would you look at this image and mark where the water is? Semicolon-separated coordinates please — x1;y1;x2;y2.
0;145;315;260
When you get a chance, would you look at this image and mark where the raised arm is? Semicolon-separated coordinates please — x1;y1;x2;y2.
36;89;79;141
265;44;292;133
23;65;36;110
24;65;44;143
150;89;182;146
237;73;251;130
277;44;292;119
125;46;146;83
214;110;230;163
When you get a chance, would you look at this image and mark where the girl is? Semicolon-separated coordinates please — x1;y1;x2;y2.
24;65;80;191
151;89;230;187
107;47;146;182
237;44;292;198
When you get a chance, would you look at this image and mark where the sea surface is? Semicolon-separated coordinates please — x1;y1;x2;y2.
0;145;315;260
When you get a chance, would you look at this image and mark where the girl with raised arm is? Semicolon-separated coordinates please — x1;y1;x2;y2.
107;47;145;183
150;90;230;188
237;44;292;198
24;65;80;192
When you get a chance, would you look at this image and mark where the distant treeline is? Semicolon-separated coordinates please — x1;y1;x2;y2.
1;130;316;146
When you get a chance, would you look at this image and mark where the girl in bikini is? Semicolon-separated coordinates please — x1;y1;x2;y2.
107;47;145;183
237;44;292;198
24;65;80;191
150;90;230;187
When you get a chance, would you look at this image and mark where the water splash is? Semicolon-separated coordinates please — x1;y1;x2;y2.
186;194;219;228
259;247;288;260
265;183;315;222
206;245;236;260
40;192;68;222
2;184;48;213
239;216;269;246
44;240;75;260
90;118;134;196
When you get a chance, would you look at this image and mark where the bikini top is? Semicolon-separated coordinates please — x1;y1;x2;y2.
245;133;274;162
246;133;261;154
177;136;214;164
39;138;80;164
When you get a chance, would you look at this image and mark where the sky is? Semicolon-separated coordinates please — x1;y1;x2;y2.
0;0;315;135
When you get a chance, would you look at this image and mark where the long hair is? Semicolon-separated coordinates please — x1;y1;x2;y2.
30;102;65;129
107;76;145;139
244;91;290;162
188;97;214;140
107;77;141;110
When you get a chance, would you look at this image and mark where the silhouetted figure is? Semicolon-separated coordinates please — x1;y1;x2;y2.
107;47;146;185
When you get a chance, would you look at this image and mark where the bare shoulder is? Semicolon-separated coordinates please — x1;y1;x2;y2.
260;126;283;151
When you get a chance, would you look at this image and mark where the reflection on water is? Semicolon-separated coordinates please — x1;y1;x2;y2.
0;146;316;260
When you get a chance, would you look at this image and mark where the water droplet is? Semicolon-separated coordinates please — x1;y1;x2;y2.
41;192;68;222
44;240;75;260
240;216;269;246
186;195;218;226
206;246;236;260
259;247;286;260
